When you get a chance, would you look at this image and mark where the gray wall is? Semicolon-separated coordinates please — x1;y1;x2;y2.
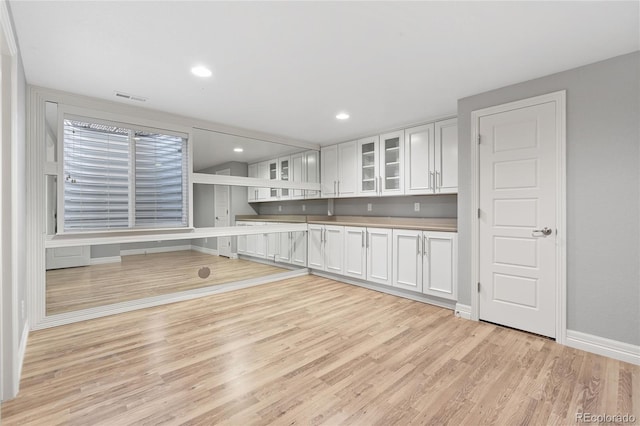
90;244;120;259
192;161;257;252
457;52;640;345
255;198;329;215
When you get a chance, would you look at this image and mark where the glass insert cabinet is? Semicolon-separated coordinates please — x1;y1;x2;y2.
356;131;404;196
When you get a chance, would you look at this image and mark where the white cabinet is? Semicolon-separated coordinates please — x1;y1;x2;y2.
356;132;404;196
356;136;379;196
434;118;458;194
392;229;457;300
366;227;393;286
304;150;319;199
307;224;344;274
291;230;307;266
247;163;258;202
278;156;290;200
257;161;270;201
321;141;357;198
343;226;367;280
404;118;457;195
291;152;305;200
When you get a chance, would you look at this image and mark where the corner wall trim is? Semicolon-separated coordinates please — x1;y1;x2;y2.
90;256;121;265
454;303;472;320
566;330;640;365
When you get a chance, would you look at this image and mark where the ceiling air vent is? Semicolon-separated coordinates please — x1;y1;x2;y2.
114;91;147;102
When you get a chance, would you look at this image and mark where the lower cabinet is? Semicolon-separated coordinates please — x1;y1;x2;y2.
342;226;393;286
343;226;366;279
307;224;344;274
392;229;457;300
236;221;307;267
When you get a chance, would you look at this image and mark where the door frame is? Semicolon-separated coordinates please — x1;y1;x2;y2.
215;168;231;257
470;90;567;344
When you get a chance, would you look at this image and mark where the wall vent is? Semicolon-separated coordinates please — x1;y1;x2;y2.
114;91;147;102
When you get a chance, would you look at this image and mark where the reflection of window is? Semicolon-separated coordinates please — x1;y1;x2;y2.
62;117;188;232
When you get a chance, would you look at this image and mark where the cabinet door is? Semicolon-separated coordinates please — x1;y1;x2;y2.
392;229;423;292
268;159;279;200
343;226;367;279
266;229;280;261
247;163;258;202
379;131;405;195
255;223;267;258
423;231;458;300
307;225;324;269
337;141;357;197
305;150;319;199
435;118;458;194
366;227;392;286
236;221;247;254
404;124;435;195
291;230;307;267
291;153;305;200
279;156;291;200
277;229;291;263
257;161;270;201
321;145;338;197
324;225;344;274
356;136;379;196
245;222;258;256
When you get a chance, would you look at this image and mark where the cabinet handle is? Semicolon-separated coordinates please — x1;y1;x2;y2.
337;181;340;196
416;235;420;256
436;171;441;190
334;181;337;195
430;172;435;191
366;231;369;248
423;235;427;256
374;176;378;193
379;176;383;194
361;230;365;247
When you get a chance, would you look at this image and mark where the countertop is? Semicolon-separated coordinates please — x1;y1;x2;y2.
235;215;457;232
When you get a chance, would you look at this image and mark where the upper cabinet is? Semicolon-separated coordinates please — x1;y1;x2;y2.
404;117;458;195
322;117;457;198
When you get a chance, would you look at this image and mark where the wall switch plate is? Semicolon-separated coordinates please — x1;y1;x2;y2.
414;202;420;212
367;203;372;212
302;204;306;212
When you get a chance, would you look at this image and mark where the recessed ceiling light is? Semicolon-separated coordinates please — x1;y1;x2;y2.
234;147;244;153
191;65;212;78
336;112;350;120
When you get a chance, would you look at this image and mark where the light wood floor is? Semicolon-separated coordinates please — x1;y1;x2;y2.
5;276;638;425
46;251;288;315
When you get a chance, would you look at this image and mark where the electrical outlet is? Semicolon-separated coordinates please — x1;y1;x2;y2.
367;203;372;212
414;202;420;212
278;205;282;212
204;237;208;243
302;204;306;212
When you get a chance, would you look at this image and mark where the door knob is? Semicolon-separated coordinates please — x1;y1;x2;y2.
532;227;553;237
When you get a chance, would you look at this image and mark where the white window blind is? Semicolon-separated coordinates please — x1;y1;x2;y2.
62;118;188;232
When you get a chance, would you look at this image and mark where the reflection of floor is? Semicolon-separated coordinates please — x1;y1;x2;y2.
46;250;288;315
5;276;636;425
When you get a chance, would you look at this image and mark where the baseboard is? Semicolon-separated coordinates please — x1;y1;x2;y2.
310;270;456;311
120;245;192;256
190;245;219;256
566;330;640;365
16;320;29;393
90;256;121;265
454;303;472;320
229;252;238;259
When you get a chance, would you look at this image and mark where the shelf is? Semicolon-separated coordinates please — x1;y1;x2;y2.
386;176;400;180
385;146;400;151
362;178;375;182
362;165;375;169
362;151;375;156
385;161;400;166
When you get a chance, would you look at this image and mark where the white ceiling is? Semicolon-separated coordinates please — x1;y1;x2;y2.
10;1;639;147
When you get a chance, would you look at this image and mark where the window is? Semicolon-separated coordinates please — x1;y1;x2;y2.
62;117;188;232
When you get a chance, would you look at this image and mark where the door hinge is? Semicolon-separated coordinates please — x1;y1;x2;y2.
477;208;481;218
477;282;481;292
477;134;481;144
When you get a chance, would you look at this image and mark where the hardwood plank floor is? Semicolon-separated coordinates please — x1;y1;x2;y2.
5;276;638;425
46;251;288;315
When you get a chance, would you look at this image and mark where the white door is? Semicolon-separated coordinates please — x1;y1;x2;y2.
434;118;458;194
343;226;366;279
321;145;338;197
379;131;404;195
366;227;392;286
423;231;457;300
215;169;231;258
46;246;91;270
478;100;558;338
404;124;435;195
324;225;344;274
356;136;379;196
291;231;307;267
392;229;422;292
307;225;324;269
337;141;357;197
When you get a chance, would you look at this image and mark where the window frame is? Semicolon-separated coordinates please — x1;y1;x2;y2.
55;106;193;235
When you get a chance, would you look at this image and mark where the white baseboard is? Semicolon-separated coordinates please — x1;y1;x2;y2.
566;330;640;365
90;256;121;265
16;320;29;393
229;252;238;259
190;245;219;256
454;303;472;320
120;245;192;256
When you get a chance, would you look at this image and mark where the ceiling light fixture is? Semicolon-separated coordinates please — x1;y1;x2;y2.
234;147;244;153
336;112;350;120
191;65;212;78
